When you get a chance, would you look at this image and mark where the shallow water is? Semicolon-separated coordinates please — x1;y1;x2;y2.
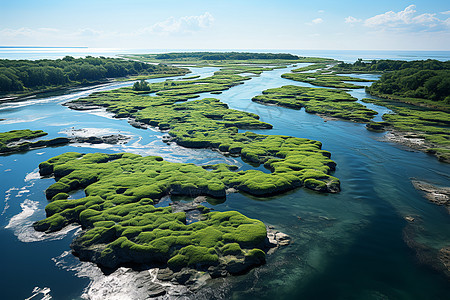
0;58;449;299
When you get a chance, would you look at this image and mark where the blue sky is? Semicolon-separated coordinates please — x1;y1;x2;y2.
1;0;449;50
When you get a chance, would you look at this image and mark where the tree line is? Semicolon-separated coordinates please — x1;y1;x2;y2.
333;58;450;72
154;52;299;61
368;68;450;103
0;56;186;92
334;59;450;103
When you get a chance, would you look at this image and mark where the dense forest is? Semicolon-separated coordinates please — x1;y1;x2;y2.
333;59;450;72
334;59;450;104
154;52;299;61
0;56;187;92
368;69;450;103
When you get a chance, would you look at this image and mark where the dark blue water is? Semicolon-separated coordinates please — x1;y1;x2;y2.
0;51;449;299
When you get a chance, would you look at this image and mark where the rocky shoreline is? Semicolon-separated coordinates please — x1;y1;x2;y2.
411;179;450;213
79;223;290;299
375;128;449;163
72;196;291;299
1;133;130;155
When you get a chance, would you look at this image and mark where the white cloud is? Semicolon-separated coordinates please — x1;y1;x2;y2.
75;28;102;37
0;27;103;39
441;11;450;15
312;18;323;24
364;5;449;31
145;12;214;35
345;16;362;24
0;27;59;37
306;18;324;26
318;10;325;14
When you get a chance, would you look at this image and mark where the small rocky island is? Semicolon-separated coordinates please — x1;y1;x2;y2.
0;129;130;154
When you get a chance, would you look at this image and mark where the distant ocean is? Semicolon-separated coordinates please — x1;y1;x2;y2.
0;47;449;62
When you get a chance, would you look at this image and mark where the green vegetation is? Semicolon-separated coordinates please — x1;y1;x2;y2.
332;58;450;109
123;52;336;67
326;58;450;162
292;63;329;73
0;129;70;153
0;56;188;93
253;85;377;122
333;58;450;73
132;79;150;91
70;74;339;194
367;69;450;107
362;98;450;162
153;52;300;61
213;65;283;76
281;71;373;89
34;152;269;271
0;129;47;146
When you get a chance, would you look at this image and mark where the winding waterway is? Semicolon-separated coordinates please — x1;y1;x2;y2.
0;51;449;299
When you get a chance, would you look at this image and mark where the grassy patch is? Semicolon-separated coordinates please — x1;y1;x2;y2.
362;98;450;162
0;129;71;154
281;72;373;89
253;85;377;122
69;71;339;194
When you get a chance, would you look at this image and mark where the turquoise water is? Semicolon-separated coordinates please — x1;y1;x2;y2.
0;51;449;299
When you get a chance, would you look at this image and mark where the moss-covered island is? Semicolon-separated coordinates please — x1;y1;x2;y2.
281;71;374;89
34;152;273;275
68;73;340;194
0;129;131;154
252;85;378;122
363;98;450;162
0;129;70;154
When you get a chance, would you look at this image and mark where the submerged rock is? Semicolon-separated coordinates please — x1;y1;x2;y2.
438;246;450;275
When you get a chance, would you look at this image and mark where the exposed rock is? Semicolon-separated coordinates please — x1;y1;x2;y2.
275;232;291;246
266;226;291;254
81;267;170;299
162;134;173;143
72;134;130;145
173;269;197;285
156;268;174;281
1;137;71;154
128;119;148;129
404;216;415;222
411;179;450;212
64;102;102;111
